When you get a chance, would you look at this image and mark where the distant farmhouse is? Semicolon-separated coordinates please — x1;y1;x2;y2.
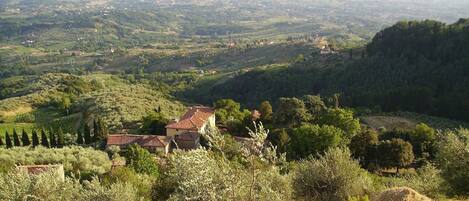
107;106;216;154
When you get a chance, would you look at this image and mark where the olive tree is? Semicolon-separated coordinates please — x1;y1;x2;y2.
436;129;469;195
292;148;373;201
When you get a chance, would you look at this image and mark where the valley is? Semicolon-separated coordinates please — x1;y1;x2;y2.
0;1;469;201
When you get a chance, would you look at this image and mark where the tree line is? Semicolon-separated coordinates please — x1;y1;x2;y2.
212;96;441;175
0;119;108;148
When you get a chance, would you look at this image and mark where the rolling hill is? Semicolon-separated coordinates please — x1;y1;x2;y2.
182;19;469;122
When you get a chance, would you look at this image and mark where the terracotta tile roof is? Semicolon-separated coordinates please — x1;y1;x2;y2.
107;134;172;148
166;106;215;131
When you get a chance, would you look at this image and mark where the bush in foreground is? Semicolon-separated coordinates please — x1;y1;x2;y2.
292;148;373;201
0;171;138;201
0;146;112;176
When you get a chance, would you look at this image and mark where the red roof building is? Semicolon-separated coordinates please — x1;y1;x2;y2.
107;134;173;154
166;106;215;132
166;106;216;150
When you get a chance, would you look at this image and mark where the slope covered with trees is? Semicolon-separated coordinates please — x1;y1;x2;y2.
186;19;469;122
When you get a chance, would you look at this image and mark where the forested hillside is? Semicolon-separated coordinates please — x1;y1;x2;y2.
184;19;469;122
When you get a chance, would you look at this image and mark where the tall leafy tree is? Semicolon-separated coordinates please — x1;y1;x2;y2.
273;97;311;127
436;129;469;195
76;129;84;145
12;129;21;146
21;129;30;146
318;108;361;142
349;129;379;167
5;131;13;148
31;130;39;147
288;124;344;160
410;123;437;158
142;111;169;135
41;129;49;148
84;123;92;144
272;128;290;153
258;101;273;123
214;99;247;126
378;139;415;173
302;95;326;121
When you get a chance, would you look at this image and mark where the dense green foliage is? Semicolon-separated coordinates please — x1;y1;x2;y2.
0;146;111;175
0;171;138;201
154;124;292;201
436;129;469;195
292;148;373;200
186;19;469;123
287;124;343;159
125;144;159;177
377;139;415;172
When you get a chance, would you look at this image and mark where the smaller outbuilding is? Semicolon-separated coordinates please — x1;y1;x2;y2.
17;165;65;181
107;134;173;155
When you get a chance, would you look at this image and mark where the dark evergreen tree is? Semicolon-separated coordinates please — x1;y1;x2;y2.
76;129;84;144
13;129;21;146
32;130;39;147
57;128;65;148
49;129;57;148
5;131;13;148
0;135;3;146
93;119;98;142
93;118;108;142
84;123;92;144
40;129;49;148
21;129;30;146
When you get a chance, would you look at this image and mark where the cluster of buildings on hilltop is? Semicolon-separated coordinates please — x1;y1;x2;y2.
106;106;216;155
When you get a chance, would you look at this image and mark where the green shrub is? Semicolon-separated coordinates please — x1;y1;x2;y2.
0;146;112;175
292;148;373;201
102;167;155;200
0;171;139;201
436;129;469;196
125;144;159;176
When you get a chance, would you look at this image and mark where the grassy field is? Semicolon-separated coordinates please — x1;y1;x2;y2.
361;112;469;130
0;123;37;137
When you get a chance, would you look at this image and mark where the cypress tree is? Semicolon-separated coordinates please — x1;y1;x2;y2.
84;123;92;144
76;129;84;145
21;129;30;146
93;119;99;142
49;129;57;148
41;129;49;148
13;129;21;146
32;130;39;147
5;131;13;148
57;128;65;148
93;118;108;142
